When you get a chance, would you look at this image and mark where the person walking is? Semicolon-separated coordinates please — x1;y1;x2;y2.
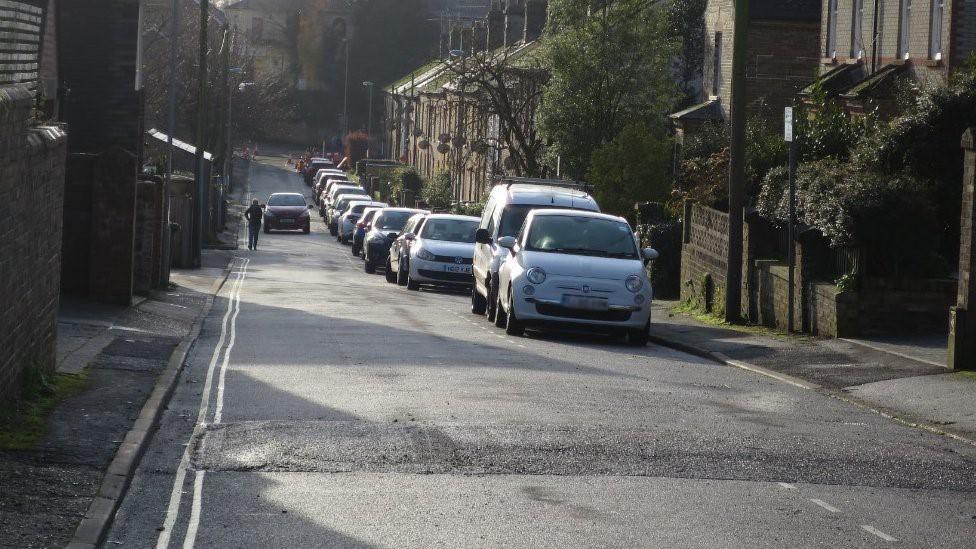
245;199;264;250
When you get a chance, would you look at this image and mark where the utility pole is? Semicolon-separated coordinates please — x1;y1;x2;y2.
342;38;350;142
193;0;210;268
219;25;230;194
363;81;374;158
785;106;797;333
163;0;179;285
725;0;749;322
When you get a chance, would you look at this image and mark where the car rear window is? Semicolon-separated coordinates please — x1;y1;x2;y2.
268;195;306;207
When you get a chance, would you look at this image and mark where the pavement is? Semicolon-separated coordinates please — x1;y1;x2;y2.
0;216;239;545
94;156;976;548
649;301;976;441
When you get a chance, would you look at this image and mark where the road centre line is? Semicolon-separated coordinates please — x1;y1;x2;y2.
809;499;841;513
861;525;898;542
155;258;249;549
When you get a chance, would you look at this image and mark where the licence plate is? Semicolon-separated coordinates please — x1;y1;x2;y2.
562;295;608;311
443;265;471;274
279;219;295;224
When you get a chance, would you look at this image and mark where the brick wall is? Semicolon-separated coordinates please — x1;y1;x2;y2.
58;1;144;305
680;201;730;311
0;86;68;404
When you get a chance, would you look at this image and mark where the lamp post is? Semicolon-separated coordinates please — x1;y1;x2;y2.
449;49;467;202
363;81;374;158
342;37;350;142
225;67;243;193
162;0;180;285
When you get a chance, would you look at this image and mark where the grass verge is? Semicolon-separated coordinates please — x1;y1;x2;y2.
670;301;817;343
0;369;89;451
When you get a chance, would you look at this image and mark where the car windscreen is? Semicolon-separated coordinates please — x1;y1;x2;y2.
376;211;415;231
362;210;378;223
350;204;370;214
421;218;479;243
268;195;306;207
498;205;574;237
332;189;365;200
525;215;638;259
336;198;368;212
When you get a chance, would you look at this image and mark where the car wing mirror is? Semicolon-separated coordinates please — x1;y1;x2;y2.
475;228;491;244
307;204;314;210
404;232;416;241
387;232;399;240
642;247;659;263
496;236;517;250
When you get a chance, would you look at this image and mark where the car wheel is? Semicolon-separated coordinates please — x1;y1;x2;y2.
505;290;525;336
486;278;498;322
396;258;408;286
263;226;270;234
626;321;650;347
407;271;420;291
329;224;337;236
303;224;310;234
351;244;360;256
471;282;487;315
365;258;376;274
385;259;397;283
493;290;507;328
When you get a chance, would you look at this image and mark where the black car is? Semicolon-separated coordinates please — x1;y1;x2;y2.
362;208;427;274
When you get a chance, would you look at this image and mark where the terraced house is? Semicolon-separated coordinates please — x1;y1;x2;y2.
813;0;976;112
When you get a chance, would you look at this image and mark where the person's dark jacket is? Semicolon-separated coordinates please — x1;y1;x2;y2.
245;204;263;226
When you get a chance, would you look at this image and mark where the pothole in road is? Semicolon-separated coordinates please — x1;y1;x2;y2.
190;420;976;491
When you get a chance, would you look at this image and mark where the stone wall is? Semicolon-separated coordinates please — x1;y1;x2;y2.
0;86;67;403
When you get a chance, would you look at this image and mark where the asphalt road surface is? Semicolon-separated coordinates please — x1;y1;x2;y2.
107;160;976;548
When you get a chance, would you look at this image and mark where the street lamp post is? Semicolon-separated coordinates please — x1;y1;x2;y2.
342;38;350;141
163;0;180;285
363;81;374;159
226;67;243;194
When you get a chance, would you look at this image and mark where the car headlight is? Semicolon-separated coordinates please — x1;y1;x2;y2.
416;248;436;261
525;267;546;285
625;275;643;293
299;210;310;218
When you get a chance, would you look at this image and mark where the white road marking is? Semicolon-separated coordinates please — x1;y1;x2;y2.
182;471;205;549
809;498;841;513
776;482;796;490
861;525;898;542
155;258;249;549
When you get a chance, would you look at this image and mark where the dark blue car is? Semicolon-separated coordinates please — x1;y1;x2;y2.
352;207;383;257
363;208;427;274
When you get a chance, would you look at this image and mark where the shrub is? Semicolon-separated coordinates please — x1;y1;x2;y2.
344;131;369;166
423;171;454;211
586;122;673;221
387;167;423;205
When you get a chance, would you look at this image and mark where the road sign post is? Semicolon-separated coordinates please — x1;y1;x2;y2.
785;106;797;333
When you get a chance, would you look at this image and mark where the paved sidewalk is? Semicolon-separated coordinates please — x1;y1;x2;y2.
0;253;234;548
650;301;976;441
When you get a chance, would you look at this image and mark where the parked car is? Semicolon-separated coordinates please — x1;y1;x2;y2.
493;209;657;345
304;158;335;186
314;173;348;204
263;193;313;234
352;207;383;257
328;195;372;236
389;214;479;291
321;184;365;218
338;201;388;244
386;212;429;285
363;208;428;274
472;181;600;322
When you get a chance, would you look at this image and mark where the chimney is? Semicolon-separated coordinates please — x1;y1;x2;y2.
504;0;525;46
487;1;505;49
524;0;548;43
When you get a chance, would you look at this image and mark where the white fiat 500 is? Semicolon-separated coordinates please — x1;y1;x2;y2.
494;209;658;345
402;214;480;290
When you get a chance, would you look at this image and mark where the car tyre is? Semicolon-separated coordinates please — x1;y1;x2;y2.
303;224;310;234
486;278;499;323
329;224;338;237
505;290;525;336
351;243;361;256
471;282;487;315
493;291;507;328
365;257;376;274
263;226;270;234
626;321;650;347
396;258;409;286
406;271;420;291
385;259;397;283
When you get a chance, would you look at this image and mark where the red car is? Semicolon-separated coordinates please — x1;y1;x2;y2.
263;193;312;234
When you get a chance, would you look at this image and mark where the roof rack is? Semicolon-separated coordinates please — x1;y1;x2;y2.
493;176;592;192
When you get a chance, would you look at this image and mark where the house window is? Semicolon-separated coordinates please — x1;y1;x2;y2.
929;0;945;60
850;0;864;58
826;0;839;58
897;0;912;59
711;32;722;97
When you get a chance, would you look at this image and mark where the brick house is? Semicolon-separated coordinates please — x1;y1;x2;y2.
671;0;822;136
808;0;976;112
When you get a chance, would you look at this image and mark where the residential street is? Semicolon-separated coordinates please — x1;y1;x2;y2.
105;160;976;548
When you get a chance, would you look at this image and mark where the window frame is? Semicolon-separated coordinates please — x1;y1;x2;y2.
711;32;723;97
897;0;913;59
850;0;864;58
929;0;945;60
826;0;839;58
